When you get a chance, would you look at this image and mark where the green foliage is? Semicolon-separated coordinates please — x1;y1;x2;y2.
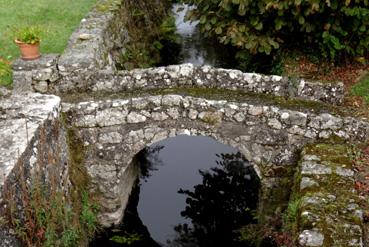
80;191;99;238
120;15;178;69
119;0;178;69
182;0;369;61
4;134;100;247
351;74;369;103
109;233;142;245
61;227;79;247
13;25;41;44
283;198;301;232
12;186;99;247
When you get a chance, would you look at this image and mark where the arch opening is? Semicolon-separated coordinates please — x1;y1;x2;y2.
91;135;280;247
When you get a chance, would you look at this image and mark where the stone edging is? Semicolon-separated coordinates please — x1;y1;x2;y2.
296;144;363;247
64;94;369;142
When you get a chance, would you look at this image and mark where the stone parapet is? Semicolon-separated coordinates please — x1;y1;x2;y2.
13;61;345;106
90;64;345;105
295;144;364;247
12;0;129;94
0;93;68;245
64;94;369;143
12;54;60;93
0;93;62;191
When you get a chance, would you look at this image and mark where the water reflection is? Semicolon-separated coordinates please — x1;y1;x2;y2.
91;136;263;247
168;152;260;247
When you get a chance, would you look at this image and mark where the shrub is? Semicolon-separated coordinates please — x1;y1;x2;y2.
118;0;178;69
182;0;369;61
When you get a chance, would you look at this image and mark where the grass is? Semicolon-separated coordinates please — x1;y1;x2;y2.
0;58;12;87
0;0;97;87
351;74;369;103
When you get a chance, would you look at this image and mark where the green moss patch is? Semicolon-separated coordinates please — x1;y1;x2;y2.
61;87;350;117
351;74;369;103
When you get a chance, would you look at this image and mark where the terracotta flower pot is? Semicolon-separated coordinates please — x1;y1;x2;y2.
14;39;40;60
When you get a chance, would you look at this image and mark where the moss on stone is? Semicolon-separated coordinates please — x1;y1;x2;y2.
95;0;121;12
61;87;351;117
61;112;99;245
290;143;364;246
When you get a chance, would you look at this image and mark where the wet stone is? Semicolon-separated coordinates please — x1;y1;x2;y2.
299;229;324;247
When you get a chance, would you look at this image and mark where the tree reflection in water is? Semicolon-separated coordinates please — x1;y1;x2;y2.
168;152;260;247
91;149;264;247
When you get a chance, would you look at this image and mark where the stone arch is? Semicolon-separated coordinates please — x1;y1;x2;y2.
123;127;263;177
95;126;264;227
65;94;369;227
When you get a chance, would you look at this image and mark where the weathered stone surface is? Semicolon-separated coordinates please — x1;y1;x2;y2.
0;92;69;244
295;144;364;247
14;59;346;105
12;54;59;93
299;229;325;247
0;88;11;98
65;94;369;142
0;93;61;188
0;229;22;247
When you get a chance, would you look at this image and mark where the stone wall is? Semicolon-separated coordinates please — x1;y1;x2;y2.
12;0;129;94
13;60;345;105
295;144;364;247
89;65;345;105
0;92;68;245
62;93;369;226
57;0;129;84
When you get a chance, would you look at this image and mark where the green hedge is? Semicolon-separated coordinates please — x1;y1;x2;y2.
182;0;369;61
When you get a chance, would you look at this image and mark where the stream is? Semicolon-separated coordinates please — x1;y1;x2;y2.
160;3;238;68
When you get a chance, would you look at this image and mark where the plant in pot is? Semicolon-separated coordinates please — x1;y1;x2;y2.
14;26;41;60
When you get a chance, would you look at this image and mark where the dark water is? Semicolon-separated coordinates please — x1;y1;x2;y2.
160;4;238;68
91;136;264;247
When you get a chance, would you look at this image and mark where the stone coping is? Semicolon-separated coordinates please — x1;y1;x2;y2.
63;94;369;142
12;57;346;106
0;93;60;188
91;64;344;105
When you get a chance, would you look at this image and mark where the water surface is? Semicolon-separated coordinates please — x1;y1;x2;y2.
138;136;239;244
160;4;237;68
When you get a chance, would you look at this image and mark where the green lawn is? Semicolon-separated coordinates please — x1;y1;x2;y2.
351;74;369;103
0;0;97;86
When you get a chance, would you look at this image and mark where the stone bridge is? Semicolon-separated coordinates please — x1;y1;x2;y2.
63;88;368;227
1;0;369;246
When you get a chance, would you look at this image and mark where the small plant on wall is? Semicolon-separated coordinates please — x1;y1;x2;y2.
13;25;41;60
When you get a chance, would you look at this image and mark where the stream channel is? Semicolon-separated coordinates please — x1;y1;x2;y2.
90;4;275;247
